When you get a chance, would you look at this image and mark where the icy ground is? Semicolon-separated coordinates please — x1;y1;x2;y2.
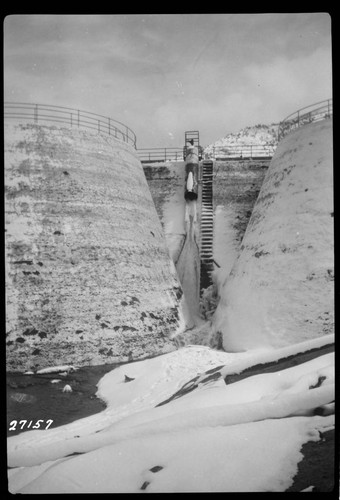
7;333;334;493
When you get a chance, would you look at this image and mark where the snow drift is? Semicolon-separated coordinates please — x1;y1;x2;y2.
7;337;334;493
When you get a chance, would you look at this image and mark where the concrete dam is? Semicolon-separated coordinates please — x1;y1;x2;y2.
5;100;333;371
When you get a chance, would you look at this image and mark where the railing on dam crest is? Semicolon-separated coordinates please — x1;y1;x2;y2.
278;99;332;141
138;144;276;163
137;147;185;163
4;102;137;148
204;144;276;160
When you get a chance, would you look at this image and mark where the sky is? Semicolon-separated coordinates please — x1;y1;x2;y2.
4;13;332;148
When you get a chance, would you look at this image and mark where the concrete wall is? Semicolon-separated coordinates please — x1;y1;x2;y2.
212;159;270;285
5;123;184;371
143;162;187;263
213;119;334;351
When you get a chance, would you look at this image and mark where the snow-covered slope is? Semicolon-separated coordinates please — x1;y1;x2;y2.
204;123;279;157
7;337;334;493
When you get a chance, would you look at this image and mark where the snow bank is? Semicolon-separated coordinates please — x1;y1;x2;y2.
7;343;334;493
213;119;333;351
11;416;333;493
36;365;77;375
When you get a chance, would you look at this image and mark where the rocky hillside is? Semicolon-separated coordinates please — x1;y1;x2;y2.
204;123;279;157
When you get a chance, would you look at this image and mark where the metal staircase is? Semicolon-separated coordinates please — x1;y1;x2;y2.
200;160;214;292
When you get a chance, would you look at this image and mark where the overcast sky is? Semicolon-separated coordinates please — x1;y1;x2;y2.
4;13;332;148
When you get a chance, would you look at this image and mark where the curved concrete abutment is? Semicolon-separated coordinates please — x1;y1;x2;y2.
213;118;334;351
5;123;184;371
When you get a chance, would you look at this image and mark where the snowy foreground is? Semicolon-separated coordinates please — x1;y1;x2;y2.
8;334;334;493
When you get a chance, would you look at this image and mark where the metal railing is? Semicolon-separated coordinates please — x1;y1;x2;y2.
4;102;137;148
278;99;332;141
137;147;185;163
204;144;276;160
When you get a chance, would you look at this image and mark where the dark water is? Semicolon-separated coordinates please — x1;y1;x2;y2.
6;363;121;437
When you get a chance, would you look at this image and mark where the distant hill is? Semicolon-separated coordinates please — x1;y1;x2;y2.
204;123;279;158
